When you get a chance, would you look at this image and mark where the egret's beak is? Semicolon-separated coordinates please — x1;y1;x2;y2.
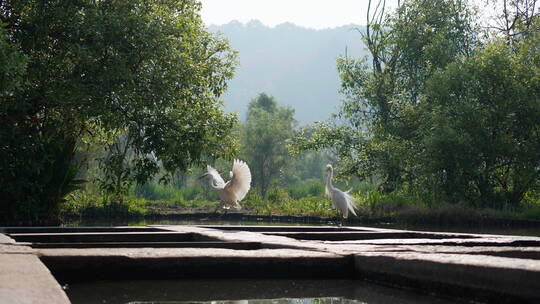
198;173;209;180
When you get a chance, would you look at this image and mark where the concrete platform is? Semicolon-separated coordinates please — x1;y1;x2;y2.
0;254;69;304
1;225;540;303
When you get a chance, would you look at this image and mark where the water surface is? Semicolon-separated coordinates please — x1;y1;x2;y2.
65;279;460;304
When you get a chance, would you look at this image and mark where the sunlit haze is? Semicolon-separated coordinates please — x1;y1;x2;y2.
199;0;401;29
199;0;496;123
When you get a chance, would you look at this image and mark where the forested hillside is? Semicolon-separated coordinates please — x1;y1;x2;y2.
208;20;368;123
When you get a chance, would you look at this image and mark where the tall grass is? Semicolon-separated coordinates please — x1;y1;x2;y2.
242;187;336;217
356;189;429;217
286;180;324;199
60;189;148;219
61;179;540;222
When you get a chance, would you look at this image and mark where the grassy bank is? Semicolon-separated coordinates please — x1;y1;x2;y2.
59;182;540;227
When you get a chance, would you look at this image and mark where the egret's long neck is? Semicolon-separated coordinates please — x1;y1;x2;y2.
326;169;334;191
208;178;222;190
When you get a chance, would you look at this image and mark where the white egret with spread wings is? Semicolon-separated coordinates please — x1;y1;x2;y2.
200;159;252;211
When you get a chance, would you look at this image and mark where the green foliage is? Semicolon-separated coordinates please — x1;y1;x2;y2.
277;196;335;217
10;0;540;224
292;0;540;209
422;40;540;207
0;126;85;223
287;181;325;200
0;24;26;95
133;181;218;202
241;93;296;195
241;186;335;217
522;204;540;220
282;149;331;184
60;189;147;220
60;190;99;219
265;187;292;203
134;183;183;202
60;182;540;222
357;189;428;217
291;122;367;179
0;0;238;223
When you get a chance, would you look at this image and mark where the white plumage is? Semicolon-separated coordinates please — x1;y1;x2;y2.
325;164;358;219
201;159;252;209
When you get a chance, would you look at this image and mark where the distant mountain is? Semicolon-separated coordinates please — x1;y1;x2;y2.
208;20;368;124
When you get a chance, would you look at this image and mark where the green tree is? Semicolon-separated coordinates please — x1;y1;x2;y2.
294;0;540;208
241;93;296;196
294;0;478;186
282;150;329;185
421;37;540;207
0;0;238;224
343;0;478;191
0;24;26;96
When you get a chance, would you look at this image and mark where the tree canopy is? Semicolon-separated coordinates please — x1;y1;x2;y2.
293;0;540;208
241;93;296;196
0;0;238;223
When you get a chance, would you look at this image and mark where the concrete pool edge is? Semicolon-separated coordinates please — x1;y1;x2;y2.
0;234;70;304
1;225;540;303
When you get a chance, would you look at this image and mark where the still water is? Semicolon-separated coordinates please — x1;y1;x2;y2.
65;279;460;304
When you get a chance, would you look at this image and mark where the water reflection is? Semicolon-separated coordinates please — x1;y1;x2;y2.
66;279;458;304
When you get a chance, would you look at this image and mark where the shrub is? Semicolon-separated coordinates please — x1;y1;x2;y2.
287;182;324;199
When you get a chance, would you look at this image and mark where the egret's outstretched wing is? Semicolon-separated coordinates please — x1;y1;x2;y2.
206;165;225;188
225;159;251;201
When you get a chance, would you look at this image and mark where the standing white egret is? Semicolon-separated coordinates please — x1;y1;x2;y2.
325;164;358;220
200;159;252;212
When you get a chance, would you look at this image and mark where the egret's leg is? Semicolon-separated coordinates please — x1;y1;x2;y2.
334;215;342;227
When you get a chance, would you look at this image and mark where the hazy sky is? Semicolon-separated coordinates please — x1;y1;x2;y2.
199;0;401;29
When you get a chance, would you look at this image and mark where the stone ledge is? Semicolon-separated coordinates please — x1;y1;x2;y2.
39;248;354;282
0;254;70;304
354;252;540;302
